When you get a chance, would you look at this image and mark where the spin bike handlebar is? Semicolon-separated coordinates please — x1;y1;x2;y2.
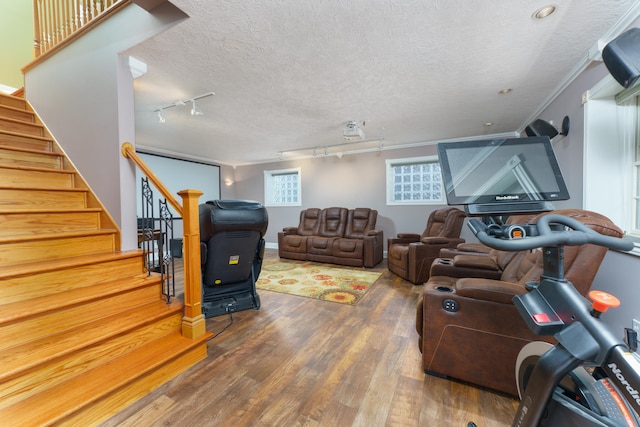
468;214;640;426
468;214;635;252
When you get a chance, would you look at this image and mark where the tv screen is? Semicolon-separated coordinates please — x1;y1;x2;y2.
437;136;569;215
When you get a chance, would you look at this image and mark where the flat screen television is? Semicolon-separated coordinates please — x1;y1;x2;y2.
437;136;570;216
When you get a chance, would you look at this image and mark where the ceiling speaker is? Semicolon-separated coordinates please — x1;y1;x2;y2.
525;119;559;139
603;27;640;89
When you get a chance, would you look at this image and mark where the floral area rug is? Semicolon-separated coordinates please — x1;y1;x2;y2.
256;259;382;305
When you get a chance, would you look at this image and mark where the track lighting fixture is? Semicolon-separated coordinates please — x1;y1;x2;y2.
152;91;214;123
278;138;385;159
190;100;203;116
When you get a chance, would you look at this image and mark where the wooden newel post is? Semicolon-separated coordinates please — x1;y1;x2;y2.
178;189;206;339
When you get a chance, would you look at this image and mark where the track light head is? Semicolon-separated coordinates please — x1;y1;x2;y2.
190;100;203;116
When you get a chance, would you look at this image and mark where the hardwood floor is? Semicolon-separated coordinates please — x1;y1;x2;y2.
100;250;518;426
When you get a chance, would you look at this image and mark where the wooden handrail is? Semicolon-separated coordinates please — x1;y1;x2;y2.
121;142;183;216
121;142;205;339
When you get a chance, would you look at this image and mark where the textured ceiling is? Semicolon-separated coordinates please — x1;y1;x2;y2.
127;0;640;166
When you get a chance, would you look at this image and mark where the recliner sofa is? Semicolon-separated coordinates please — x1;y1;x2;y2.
278;207;383;267
416;209;623;396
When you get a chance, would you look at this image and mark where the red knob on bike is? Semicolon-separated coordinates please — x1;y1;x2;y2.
588;290;620;314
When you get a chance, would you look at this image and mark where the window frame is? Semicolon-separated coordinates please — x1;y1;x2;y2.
263;167;302;207
385;155;445;206
583;74;640;253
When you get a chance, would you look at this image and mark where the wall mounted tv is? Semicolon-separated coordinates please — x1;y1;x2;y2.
437;136;569;216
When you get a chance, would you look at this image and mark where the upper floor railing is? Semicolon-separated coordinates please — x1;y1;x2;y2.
33;0;128;57
122;142;206;341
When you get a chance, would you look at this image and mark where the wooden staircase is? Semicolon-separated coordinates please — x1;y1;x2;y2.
0;92;209;426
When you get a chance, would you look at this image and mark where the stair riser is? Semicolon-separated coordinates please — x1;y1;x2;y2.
0;313;183;409
0;96;26;110
0;233;116;266
60;343;208;427
0;211;101;237
0;133;51;151
0;167;74;188
0;188;87;210
0;256;144;305
0;286;163;352
0;106;34;123
0;118;44;137
0;148;62;169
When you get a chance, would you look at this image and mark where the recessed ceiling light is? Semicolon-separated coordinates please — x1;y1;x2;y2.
484;122;493;127
533;5;557;19
498;88;512;95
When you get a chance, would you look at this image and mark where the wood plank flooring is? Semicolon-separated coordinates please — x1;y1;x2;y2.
100;249;518;426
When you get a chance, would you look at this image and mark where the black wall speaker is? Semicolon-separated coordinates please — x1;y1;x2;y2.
525;119;559;139
603;27;640;89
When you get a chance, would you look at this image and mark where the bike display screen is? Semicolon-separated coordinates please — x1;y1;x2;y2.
437;136;570;215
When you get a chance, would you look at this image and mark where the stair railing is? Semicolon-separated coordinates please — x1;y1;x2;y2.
122;142;206;340
32;0;128;58
139;176;175;303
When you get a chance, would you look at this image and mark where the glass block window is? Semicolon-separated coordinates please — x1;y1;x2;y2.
386;156;444;205
264;167;301;206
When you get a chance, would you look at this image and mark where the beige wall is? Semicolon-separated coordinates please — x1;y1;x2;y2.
0;1;33;90
232;144;480;249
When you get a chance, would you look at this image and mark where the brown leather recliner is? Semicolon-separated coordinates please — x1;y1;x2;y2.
416;209;624;396
307;207;348;264
333;208;384;267
278;208;321;261
387;207;466;284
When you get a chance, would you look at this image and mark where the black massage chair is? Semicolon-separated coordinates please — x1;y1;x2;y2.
199;200;268;318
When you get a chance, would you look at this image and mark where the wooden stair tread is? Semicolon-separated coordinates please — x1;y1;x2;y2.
0;330;209;426
0;207;102;214
0;128;53;142
0;163;75;174
0;250;143;279
0;145;62;157
0;92;26;102
0;184;87;192
0;228;118;244
0;273;158;325
0;116;43;126
0;298;181;383
0;103;32;114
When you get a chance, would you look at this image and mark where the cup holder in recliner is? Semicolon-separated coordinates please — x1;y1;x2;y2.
434;285;453;292
438;258;453;265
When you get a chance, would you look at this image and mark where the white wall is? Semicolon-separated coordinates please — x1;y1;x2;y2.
23;1;187;250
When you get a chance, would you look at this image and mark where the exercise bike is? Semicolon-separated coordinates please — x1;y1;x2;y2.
465;213;640;427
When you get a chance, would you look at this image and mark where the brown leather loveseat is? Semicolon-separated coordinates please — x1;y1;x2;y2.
278;207;384;267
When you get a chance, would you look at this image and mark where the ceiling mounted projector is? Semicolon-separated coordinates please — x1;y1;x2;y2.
343;121;365;141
